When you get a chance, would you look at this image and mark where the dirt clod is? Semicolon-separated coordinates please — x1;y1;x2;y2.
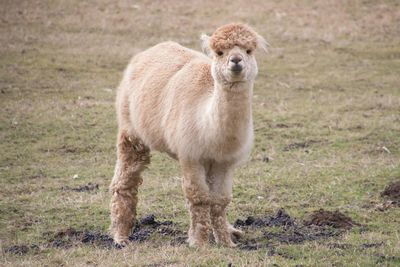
129;228;152;242
283;140;321;151
375;201;394;211
130;214;183;243
139;214;173;226
275;123;289;128
140;214;158;225
4;244;39;255
61;183;99;192
361;242;383;249
381;180;400;204
327;243;352;250
5;245;28;255
304;209;359;229
48;228;114;249
235;209;295;228
375;253;400;264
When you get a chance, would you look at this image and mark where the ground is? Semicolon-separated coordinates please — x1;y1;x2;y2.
1;0;400;266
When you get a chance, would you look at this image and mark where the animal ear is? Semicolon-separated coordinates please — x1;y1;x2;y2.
200;34;212;56
256;33;269;53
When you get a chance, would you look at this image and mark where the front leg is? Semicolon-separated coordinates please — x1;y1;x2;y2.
180;160;211;247
208;163;240;247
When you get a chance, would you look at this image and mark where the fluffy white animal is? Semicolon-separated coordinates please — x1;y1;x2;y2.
109;23;267;246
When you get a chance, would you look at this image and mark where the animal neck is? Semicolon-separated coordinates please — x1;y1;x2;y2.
206;80;253;137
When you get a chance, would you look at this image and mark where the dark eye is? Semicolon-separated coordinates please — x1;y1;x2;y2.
246;49;252;54
216;51;223;56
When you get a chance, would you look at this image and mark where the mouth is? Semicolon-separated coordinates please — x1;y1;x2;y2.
230;65;243;74
227;67;245;83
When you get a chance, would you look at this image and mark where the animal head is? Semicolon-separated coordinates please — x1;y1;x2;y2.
201;23;268;85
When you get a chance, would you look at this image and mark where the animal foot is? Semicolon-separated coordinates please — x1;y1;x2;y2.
187;236;208;247
113;236;129;248
228;224;244;238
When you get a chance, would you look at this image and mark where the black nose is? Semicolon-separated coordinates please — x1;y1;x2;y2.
230;57;242;64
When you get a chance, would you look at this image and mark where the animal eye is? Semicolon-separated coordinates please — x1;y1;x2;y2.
216;51;223;56
246;49;252;54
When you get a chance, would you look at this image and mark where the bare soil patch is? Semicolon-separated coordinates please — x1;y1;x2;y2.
3;215;186;255
234;208;295;228
61;183;99;192
235;209;355;251
3;210;360;255
129;214;186;245
304;209;359;229
47;228;114;249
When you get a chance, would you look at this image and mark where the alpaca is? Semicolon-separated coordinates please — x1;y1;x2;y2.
109;23;267;247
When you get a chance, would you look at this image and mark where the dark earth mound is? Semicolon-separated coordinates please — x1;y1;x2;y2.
235;209;350;251
381;180;400;204
304;209;359;229
61;183;99;192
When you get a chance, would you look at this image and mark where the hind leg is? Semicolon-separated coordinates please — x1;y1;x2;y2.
109;131;150;245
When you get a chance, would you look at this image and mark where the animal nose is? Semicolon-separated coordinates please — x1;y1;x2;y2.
230;56;242;64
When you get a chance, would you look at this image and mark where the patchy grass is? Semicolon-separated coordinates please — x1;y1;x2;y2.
1;0;399;266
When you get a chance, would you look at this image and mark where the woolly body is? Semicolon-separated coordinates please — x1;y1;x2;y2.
110;23;266;247
118;41;253;163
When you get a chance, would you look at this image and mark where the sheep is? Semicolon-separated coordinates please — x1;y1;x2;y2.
109;23;267;247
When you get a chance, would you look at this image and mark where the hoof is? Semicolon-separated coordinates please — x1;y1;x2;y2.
224;240;237;248
214;236;237;247
113;237;129;248
228;224;244;238
187;236;208;247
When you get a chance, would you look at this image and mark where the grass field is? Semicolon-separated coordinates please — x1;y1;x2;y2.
1;0;400;266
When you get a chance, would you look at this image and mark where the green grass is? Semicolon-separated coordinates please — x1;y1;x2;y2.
1;0;400;266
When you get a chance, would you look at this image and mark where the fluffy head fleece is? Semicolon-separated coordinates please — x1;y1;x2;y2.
208;23;261;51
